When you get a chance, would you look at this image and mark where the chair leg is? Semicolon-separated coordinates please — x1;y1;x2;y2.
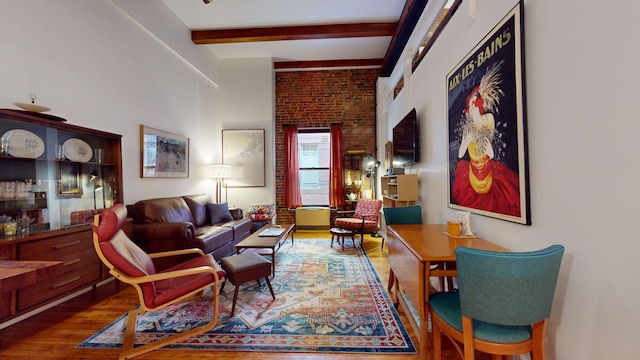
119;282;224;360
531;320;547;360
265;276;275;299
231;284;240;316
122;307;141;355
432;316;442;360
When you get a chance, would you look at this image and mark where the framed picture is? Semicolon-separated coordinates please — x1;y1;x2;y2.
384;141;393;171
58;162;82;197
140;125;189;178
222;129;265;187
446;2;530;225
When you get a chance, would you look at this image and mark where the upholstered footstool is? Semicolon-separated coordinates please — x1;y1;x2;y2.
330;227;355;251
220;252;275;316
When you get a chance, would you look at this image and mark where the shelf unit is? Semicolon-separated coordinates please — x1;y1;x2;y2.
380;174;418;208
0;109;123;325
342;151;371;209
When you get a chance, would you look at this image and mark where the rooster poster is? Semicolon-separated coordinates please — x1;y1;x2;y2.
446;2;530;225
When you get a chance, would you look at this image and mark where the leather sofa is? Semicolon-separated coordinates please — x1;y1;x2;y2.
128;194;252;270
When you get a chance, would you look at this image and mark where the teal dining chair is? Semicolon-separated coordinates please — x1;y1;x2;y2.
428;244;565;360
382;205;422;225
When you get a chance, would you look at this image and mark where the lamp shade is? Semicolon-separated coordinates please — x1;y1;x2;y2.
211;164;231;179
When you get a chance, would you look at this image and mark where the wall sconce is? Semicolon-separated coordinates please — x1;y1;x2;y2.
211;164;231;203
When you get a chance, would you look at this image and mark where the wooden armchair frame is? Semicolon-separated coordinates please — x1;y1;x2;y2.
92;205;225;360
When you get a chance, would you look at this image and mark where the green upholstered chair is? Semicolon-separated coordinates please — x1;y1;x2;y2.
382;205;422;225
428;245;565;360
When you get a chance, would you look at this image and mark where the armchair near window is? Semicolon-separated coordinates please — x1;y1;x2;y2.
334;199;383;247
92;204;226;360
428;245;565;360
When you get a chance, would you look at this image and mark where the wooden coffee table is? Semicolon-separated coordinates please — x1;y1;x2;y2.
235;223;295;276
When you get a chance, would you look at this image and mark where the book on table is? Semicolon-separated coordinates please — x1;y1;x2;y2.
258;227;286;237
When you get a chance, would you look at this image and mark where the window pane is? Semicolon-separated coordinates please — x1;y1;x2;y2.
300;169;329;205
298;132;330;206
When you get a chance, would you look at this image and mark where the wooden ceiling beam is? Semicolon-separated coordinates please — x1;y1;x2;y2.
192;22;397;44
274;59;383;70
380;0;428;76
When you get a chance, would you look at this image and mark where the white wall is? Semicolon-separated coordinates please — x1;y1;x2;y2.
1;0;228;205
381;0;640;358
216;57;276;210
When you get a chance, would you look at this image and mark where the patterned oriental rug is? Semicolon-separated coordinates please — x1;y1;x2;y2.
78;238;416;354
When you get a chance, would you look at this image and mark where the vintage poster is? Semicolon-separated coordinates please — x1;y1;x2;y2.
447;2;530;224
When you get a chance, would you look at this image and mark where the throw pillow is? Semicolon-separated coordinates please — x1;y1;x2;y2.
207;202;234;224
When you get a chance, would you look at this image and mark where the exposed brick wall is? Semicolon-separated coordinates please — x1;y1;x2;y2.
275;69;378;224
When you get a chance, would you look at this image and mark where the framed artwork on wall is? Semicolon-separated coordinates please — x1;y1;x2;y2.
58;162;82;197
140;125;189;178
222;129;265;187
446;2;530;225
384;141;393;171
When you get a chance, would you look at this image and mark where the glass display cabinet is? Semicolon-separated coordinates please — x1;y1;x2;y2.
0;109;123;323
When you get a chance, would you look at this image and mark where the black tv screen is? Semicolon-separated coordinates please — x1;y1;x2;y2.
392;108;419;166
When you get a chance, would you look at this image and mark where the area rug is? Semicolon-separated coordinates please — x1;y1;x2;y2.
78;238;416;354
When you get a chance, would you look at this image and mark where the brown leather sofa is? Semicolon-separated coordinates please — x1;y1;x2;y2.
128;194;252;270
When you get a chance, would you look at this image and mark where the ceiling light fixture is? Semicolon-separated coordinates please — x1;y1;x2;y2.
203;0;212;4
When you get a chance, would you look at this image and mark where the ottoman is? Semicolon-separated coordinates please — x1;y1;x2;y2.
220;252;275;316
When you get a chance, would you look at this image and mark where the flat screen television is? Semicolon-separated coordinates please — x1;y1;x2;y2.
392;108;419;166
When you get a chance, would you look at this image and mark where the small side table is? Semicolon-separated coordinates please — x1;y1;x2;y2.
330;227;355;251
250;214;276;233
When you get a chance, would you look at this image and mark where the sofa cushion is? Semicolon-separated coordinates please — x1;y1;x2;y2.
207;202;234;224
134;197;194;224
182;194;212;227
219;218;252;242
187;225;234;254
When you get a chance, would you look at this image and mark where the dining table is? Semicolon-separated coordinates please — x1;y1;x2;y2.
0;260;64;293
386;223;509;360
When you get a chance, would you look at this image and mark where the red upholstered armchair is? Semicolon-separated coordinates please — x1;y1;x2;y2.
334;199;383;247
92;204;226;360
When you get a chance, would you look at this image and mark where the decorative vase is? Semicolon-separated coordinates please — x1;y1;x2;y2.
345;171;352;186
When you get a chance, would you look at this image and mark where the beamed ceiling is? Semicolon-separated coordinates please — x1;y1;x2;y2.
162;0;430;76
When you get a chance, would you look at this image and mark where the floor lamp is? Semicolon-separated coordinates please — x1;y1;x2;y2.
211;164;232;203
366;160;382;238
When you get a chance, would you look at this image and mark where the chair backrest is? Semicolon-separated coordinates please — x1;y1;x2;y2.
93;203;158;307
354;199;383;221
456;245;565;326
383;206;422;225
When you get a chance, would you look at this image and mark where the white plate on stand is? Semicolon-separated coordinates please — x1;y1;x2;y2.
2;129;45;158
63;138;92;162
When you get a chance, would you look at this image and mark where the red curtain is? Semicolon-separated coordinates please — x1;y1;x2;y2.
284;126;302;208
329;124;344;208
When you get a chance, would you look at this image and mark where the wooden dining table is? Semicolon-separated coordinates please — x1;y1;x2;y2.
386;224;509;360
0;260;64;293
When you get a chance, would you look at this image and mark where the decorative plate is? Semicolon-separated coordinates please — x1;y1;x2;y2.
14;102;51;113
2;129;45;158
63;138;92;163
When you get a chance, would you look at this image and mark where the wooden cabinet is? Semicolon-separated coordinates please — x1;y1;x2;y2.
0;109;123;324
17;228;100;311
381;174;418;207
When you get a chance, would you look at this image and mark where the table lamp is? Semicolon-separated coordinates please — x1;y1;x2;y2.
211;164;231;203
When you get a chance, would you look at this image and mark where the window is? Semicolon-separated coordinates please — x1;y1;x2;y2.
298;130;330;206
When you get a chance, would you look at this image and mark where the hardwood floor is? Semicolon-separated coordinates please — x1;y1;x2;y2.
0;231;488;360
